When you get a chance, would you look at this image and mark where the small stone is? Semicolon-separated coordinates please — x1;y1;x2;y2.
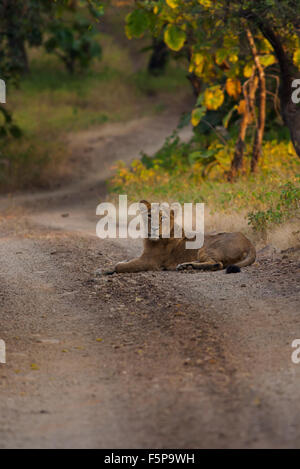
36;338;60;345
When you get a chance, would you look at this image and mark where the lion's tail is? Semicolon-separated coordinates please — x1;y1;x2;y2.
226;244;256;274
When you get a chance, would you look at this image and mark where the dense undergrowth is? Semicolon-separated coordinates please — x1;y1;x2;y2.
110;130;300;237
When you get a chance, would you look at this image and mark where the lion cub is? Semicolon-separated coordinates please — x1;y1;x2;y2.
105;200;256;274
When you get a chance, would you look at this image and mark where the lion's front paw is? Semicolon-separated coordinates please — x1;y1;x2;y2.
95;268;116;276
104;269;116;275
176;263;193;271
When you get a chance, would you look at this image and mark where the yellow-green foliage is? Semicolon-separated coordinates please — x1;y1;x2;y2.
110;139;300;220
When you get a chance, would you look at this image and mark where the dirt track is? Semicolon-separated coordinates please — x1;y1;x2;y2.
0;111;300;449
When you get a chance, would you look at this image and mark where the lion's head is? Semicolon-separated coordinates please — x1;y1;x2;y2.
139;200;177;241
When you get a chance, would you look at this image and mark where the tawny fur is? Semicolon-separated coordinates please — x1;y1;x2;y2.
106;200;256;274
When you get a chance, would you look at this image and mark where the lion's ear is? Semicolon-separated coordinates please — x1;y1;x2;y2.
139;200;151;212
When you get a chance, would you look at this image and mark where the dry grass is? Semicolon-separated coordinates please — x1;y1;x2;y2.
203;209;300;252
0;134;71;192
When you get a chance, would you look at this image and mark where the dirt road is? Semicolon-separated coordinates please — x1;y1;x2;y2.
0;112;300;449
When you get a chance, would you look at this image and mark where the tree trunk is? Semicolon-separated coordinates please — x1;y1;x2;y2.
187;73;203;97
186;48;203;97
64;56;75;74
243;13;300;158
252;74;266;172
7;35;29;74
5;0;29;74
229;111;248;180
246;27;266;173
265;36;300;158
228;70;258;181
148;39;169;76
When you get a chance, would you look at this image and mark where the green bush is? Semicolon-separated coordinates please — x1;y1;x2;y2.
248;181;300;232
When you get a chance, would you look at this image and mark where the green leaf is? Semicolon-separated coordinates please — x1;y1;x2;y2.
198;0;212;7
215;48;228;65
293;49;300;68
196;92;205;106
259;54;276;68
178;112;192;129
164;24;186;51
126;10;149;39
191;106;206;126
243;63;253;78
166;0;180;7
204;86;224;110
189;150;214;162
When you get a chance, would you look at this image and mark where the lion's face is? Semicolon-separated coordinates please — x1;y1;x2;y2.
140;200;175;241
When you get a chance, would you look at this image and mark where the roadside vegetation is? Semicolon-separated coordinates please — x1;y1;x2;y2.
0;0;299;247
110;133;300;246
109;0;300;246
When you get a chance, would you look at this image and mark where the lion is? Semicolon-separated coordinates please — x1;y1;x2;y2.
104;200;256;274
